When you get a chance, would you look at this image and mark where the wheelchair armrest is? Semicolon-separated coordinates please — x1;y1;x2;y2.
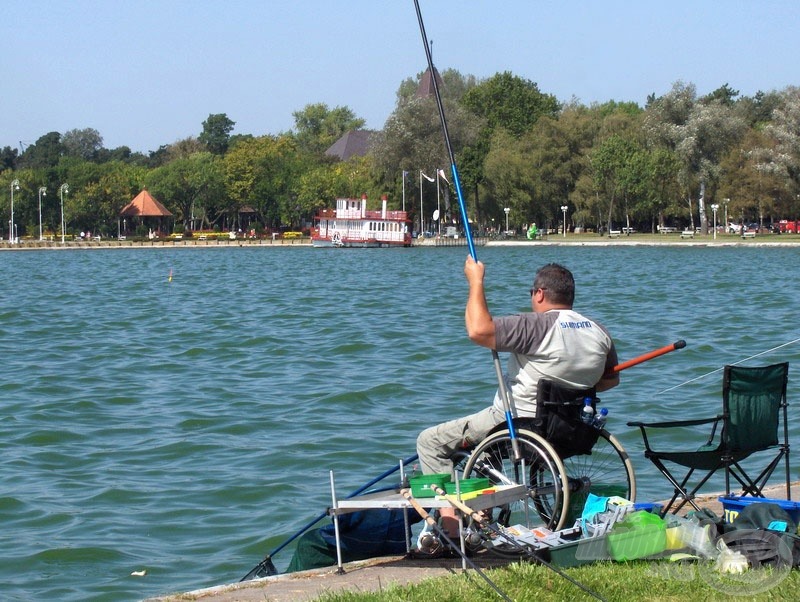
627;415;722;429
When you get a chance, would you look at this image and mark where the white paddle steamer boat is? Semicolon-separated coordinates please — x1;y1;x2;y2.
311;195;412;248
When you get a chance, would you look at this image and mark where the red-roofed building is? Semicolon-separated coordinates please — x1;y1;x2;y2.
119;189;173;237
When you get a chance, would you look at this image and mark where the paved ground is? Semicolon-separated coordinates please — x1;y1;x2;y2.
145;554;508;602
147;482;800;602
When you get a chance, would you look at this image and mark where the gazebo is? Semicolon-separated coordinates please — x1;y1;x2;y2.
119;189;173;237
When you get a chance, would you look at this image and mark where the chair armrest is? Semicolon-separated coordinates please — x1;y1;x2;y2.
627;415;722;429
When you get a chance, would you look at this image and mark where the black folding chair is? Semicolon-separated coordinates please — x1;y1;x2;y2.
628;362;790;516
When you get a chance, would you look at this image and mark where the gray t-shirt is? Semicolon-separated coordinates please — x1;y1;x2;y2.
493;309;617;417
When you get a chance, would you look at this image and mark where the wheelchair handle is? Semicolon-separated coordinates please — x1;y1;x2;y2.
612;340;686;373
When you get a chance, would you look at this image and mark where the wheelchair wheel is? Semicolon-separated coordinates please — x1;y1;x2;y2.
557;429;636;524
461;428;569;531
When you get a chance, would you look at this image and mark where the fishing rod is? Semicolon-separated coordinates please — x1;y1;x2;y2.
413;0;521;462
430;484;608;602
657;336;800;395
241;454;419;581
400;488;514;602
613;340;685;373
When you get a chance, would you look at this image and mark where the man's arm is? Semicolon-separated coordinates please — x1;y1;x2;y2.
595;373;620;392
464;256;496;349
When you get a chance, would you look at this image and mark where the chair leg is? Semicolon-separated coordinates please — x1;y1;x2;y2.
647;459;705;515
729;452;787;498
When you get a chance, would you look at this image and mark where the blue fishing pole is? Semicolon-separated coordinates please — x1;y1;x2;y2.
413;0;520;460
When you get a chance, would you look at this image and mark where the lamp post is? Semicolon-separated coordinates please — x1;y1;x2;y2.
9;179;19;243
59;183;69;244
38;186;47;241
710;203;719;240
723;198;730;234
561;205;568;238
503;207;510;234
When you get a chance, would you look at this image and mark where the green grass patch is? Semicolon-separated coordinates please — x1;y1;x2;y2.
315;560;800;601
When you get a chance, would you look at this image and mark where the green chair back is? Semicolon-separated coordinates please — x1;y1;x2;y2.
723;363;788;452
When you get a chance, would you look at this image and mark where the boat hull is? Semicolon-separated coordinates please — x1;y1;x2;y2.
311;237;409;248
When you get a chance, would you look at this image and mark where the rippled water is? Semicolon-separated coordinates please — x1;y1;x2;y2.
1;245;799;601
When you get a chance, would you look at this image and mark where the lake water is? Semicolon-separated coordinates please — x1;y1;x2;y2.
1;244;799;601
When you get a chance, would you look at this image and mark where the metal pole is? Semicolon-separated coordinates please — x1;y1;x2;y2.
10;179;19;243
38;187;46;241
60;184;69;244
419;171;423;237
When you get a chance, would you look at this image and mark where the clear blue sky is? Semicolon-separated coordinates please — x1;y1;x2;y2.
3;0;798;155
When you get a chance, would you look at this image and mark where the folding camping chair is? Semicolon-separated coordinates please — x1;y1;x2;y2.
628;362;790;516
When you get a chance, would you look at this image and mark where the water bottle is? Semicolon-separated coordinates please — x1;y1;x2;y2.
594;407;609;429
581;398;595;425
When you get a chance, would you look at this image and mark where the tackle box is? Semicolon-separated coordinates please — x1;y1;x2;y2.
409;473;451;498
607;510;667;561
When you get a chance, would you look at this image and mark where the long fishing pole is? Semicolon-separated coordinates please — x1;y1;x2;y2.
657;336;800;395
400;488;514;602
413;0;521;461
431;484;608;602
241;454;419;581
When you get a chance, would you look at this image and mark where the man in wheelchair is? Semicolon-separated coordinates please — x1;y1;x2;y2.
416;259;619;536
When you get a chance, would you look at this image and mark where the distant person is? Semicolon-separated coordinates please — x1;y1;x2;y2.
416;260;619;537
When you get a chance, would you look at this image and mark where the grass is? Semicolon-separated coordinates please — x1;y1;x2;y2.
315;560;800;601
501;232;800;245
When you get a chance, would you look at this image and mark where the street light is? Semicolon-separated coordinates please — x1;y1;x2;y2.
9;179;19;243
561;205;568;238
59;183;69;243
38;187;47;241
723;198;730;234
710;203;719;240
503;207;510;233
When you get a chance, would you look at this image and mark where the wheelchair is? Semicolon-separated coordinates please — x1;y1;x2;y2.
453;379;636;536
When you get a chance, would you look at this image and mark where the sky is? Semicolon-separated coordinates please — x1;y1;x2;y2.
3;0;799;156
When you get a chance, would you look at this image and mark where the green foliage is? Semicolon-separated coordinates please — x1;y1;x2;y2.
4;74;800;238
292;103;366;156
199;113;236;155
462;71;560;138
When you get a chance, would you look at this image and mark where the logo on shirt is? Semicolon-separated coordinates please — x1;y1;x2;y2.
560;320;593;329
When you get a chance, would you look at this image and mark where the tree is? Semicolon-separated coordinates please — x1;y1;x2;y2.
757;87;800;197
62;128;104;161
645;82;746;232
461;71;559;138
371;69;480;229
146;152;225;231
18;132;66;169
590;135;639;233
223;135;306;229
1;146;18;170
199;113;236;155
292;103;365;156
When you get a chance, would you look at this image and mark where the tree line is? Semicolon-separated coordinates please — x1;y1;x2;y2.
2;70;799;239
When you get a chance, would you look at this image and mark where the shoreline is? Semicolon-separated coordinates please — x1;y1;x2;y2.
148;482;800;602
1;235;799;251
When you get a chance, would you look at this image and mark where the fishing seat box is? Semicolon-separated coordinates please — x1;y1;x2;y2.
719;495;800;525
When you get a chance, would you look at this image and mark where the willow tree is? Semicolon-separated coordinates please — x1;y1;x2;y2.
645;82;746;232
